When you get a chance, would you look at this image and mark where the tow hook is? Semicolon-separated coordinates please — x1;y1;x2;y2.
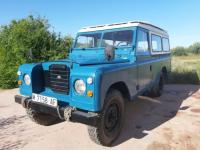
21;97;31;108
64;107;76;121
56;106;75;121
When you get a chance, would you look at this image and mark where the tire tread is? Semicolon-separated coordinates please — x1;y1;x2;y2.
87;89;124;146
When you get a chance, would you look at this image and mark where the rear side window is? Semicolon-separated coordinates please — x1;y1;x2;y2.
162;38;170;51
137;30;149;53
151;34;162;51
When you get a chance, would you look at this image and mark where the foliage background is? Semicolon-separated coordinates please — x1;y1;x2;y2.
172;43;200;56
0;15;72;88
169;43;200;85
0;15;199;88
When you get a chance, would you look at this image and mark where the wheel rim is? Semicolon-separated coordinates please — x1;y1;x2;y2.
104;103;121;137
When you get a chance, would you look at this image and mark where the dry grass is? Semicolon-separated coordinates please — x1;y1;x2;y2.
169;55;200;84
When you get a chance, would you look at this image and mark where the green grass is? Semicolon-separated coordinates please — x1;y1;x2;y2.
168;55;200;84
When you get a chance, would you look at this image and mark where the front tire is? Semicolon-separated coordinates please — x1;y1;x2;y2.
88;89;125;146
26;107;61;126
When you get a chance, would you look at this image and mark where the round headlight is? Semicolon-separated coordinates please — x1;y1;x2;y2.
87;77;93;85
24;74;31;85
74;79;86;94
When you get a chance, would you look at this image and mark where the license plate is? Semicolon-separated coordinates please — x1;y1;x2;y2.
32;93;58;107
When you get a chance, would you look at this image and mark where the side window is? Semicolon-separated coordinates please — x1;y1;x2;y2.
151;34;162;51
137;30;149;53
162;38;170;51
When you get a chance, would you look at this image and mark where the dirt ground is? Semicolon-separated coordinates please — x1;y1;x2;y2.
1;84;200;150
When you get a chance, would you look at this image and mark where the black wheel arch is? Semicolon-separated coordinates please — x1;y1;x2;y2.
101;81;130;110
162;66;167;73
108;82;130;100
161;66;168;81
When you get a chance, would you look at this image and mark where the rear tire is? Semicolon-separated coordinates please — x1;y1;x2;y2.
88;89;125;146
149;75;164;97
26;107;61;126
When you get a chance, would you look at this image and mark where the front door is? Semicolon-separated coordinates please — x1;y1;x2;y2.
136;28;152;92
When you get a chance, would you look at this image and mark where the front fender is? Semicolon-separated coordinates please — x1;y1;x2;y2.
98;63;138;111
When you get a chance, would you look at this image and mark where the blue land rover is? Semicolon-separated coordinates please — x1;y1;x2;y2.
15;21;171;146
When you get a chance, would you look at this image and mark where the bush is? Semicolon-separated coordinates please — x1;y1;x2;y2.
171;46;188;56
0;15;72;89
0;64;18;88
172;42;200;56
188;42;200;54
168;69;200;85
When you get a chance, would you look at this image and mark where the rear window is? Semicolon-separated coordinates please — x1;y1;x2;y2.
151;34;162;51
162;38;170;51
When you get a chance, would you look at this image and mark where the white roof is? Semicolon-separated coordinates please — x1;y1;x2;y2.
78;21;168;37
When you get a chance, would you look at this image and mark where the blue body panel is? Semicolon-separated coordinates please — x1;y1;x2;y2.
18;26;171;112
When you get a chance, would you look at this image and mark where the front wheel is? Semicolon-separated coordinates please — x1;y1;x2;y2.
88;89;125;146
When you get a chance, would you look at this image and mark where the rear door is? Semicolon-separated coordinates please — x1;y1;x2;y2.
136;28;152;92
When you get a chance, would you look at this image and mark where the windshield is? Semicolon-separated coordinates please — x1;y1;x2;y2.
75;33;101;49
74;30;133;49
102;30;133;47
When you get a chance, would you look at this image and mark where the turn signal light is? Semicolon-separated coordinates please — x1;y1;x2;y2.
18;80;22;85
87;91;93;97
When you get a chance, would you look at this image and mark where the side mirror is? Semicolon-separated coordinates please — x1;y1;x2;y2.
104;45;115;61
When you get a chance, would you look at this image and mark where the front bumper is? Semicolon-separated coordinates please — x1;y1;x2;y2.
15;95;99;126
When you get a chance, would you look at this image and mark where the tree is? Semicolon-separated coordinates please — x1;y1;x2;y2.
0;15;72;88
188;42;200;54
172;46;188;56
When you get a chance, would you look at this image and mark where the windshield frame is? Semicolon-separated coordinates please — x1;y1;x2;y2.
73;27;136;50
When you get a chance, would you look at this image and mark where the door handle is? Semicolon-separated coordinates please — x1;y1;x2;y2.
150;65;152;71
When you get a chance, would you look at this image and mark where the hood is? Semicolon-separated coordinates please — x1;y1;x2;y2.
50;57;129;66
67;48;130;66
42;48;131;67
75;58;129;66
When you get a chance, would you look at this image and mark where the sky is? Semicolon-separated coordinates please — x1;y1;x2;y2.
0;0;199;48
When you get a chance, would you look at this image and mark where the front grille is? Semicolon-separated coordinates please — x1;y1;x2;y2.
48;64;70;94
44;70;50;87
